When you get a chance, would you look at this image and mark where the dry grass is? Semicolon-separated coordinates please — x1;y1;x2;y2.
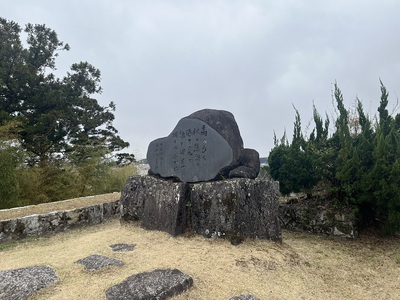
0;219;399;300
0;193;120;221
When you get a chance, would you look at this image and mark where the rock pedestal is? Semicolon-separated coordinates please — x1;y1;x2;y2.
120;176;188;236
120;176;281;241
190;178;280;240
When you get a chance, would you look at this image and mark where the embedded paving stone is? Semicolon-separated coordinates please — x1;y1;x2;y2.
0;266;58;300
106;268;193;300
230;294;259;300
110;243;136;252
75;254;124;271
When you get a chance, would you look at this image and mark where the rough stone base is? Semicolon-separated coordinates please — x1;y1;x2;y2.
190;179;281;241
120;176;281;241
120;176;188;236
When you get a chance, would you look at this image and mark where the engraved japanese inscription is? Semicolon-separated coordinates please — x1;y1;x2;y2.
147;118;233;182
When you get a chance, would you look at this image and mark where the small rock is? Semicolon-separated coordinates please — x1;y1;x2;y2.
110;243;136;252
229;234;244;246
75;254;124;271
230;294;259;300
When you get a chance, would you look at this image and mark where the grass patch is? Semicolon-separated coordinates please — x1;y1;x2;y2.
1;194;400;299
1;219;399;299
0;193;120;221
0;240;19;251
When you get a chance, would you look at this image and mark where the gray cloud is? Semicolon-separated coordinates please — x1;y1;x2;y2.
3;0;400;159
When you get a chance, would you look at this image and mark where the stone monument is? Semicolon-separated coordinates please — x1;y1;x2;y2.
147;109;260;182
120;109;281;242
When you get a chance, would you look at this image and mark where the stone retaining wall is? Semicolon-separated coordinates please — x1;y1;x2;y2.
0;201;119;243
0;194;358;244
279;200;357;238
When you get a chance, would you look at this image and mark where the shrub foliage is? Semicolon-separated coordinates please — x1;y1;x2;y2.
268;82;400;234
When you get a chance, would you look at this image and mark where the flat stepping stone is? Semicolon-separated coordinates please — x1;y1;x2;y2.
110;243;136;252
75;254;124;271
106;268;193;300
230;295;259;300
0;265;58;300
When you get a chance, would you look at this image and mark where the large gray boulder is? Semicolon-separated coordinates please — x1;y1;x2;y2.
147;109;260;182
106;268;193;300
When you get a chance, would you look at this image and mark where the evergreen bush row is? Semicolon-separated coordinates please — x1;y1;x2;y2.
268;82;400;234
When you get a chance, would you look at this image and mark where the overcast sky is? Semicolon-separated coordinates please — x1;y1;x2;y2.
3;1;400;159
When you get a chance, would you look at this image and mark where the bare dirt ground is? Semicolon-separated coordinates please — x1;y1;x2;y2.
0;193;120;221
1;218;399;299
